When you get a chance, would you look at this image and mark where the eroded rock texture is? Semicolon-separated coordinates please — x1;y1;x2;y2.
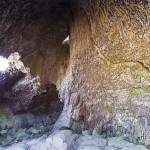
1;129;149;150
0;0;69;146
0;53;63;146
58;0;150;143
0;0;70;87
0;0;150;148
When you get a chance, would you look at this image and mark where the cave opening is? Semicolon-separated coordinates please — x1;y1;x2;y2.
0;56;9;71
0;0;71;146
0;52;65;146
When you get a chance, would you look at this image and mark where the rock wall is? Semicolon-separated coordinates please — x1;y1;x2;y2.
58;0;150;142
0;0;70;87
0;0;150;145
0;53;64;146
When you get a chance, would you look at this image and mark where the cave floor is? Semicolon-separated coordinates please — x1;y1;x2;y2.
0;112;60;147
0;129;149;150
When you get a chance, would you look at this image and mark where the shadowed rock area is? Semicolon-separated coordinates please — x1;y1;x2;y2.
0;0;70;87
0;53;63;146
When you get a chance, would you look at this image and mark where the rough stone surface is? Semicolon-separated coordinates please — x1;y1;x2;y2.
0;0;70;87
72;135;107;149
0;130;149;150
0;52;41;114
57;0;150;144
0;0;150;149
0;53;63;146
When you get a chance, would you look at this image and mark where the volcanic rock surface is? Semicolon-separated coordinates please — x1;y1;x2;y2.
57;0;150;147
0;53;63;146
0;0;150;149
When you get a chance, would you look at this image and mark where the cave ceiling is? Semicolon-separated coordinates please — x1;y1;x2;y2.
0;0;70;57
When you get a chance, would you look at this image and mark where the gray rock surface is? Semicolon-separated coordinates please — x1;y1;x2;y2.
0;130;149;150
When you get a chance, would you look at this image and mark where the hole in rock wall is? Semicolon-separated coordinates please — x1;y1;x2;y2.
0;57;9;71
0;52;63;146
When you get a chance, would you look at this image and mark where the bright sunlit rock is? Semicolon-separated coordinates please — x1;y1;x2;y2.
0;56;9;71
62;36;69;45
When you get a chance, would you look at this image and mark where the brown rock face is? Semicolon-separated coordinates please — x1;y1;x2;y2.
0;0;68;145
0;0;70;87
58;0;150;139
0;0;150;143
